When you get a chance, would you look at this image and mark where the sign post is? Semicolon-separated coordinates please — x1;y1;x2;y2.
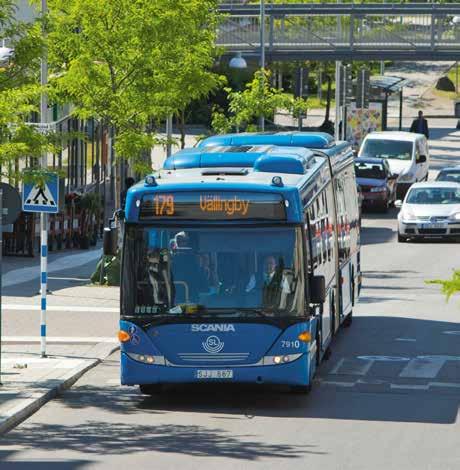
0;183;22;383
23;173;59;358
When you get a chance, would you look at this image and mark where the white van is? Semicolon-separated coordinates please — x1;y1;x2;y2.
358;131;429;199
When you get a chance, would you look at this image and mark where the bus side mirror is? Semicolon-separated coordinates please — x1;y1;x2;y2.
310;275;326;304
103;227;118;256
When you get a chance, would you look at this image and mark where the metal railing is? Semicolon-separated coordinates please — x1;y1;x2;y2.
217;3;460;60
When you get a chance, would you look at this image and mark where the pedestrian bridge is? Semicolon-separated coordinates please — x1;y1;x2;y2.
217;3;460;61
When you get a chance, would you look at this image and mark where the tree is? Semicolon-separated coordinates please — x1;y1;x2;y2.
0;0;55;185
427;271;460;302
47;0;222;174
211;69;308;133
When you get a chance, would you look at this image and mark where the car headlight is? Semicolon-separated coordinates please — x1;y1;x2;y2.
401;210;416;221
398;173;415;183
449;212;460;221
370;187;387;193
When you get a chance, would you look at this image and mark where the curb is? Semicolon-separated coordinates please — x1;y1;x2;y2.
0;345;119;435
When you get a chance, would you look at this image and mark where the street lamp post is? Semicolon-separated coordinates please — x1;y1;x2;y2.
259;0;265;131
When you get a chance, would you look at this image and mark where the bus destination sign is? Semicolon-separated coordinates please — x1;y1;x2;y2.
139;192;286;220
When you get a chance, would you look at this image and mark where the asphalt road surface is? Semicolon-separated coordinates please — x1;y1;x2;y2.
1;209;459;470
1;128;460;469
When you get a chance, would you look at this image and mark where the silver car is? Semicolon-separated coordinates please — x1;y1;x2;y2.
396;182;460;242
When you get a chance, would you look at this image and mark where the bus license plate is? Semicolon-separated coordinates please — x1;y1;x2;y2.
196;369;233;379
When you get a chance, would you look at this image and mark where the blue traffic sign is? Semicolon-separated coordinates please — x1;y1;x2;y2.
22;173;59;214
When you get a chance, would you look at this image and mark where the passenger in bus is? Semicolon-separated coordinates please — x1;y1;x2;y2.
145;249;173;308
199;253;219;294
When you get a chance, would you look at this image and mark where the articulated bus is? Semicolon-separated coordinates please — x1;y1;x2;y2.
107;137;360;394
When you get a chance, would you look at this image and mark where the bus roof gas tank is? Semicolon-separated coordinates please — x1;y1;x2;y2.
197;132;335;150
164;145;315;175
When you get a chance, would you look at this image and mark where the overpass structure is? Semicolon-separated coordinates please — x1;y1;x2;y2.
217;3;460;61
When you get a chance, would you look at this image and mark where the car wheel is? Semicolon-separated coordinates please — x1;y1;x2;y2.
398;232;407;243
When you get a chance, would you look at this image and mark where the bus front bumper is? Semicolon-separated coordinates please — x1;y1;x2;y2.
121;351;311;387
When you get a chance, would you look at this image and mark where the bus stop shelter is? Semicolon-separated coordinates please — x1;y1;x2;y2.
369;75;409;131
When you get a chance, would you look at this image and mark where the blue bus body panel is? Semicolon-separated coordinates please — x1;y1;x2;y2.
120;319;318;387
197;132;335;150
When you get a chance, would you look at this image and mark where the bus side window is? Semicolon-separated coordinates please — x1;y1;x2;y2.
307;205;319;269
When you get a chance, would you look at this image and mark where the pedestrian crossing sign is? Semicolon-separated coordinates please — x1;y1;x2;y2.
22;173;59;213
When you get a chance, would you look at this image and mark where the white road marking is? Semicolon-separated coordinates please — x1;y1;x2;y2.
443;331;460;336
3;336;117;343
330;358;345;374
399;357;446;379
331;358;374;376
48;277;91;282
317;380;356;387
390;384;430;391
429;382;460;389
2;304;118;313
395;338;417;342
357;355;410;362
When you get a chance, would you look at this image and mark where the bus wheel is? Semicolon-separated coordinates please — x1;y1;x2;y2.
343;311;353;328
290;384;312;394
139;384;163;395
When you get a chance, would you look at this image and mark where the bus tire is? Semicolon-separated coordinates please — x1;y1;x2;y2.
139;384;163;395
343;311;353;328
290;384;312;394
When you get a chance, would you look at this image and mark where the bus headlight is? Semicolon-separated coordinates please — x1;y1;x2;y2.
126;352;165;365
264;353;303;365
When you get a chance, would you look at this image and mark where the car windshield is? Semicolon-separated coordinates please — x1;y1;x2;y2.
122;225;305;318
360;139;413;161
355;162;385;179
406;187;460;205
436;171;460;183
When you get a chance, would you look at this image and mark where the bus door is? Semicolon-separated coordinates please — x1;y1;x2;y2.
306;196;333;350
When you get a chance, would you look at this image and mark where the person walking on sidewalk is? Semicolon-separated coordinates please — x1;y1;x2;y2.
410;110;429;139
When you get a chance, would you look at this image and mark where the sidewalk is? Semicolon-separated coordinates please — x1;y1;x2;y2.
0;338;118;434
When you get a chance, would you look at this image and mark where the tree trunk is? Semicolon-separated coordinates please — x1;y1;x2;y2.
177;110;186;149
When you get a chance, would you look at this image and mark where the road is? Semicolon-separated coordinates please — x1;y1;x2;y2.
0;129;459;469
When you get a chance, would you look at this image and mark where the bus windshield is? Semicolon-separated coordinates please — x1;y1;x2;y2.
122;225;305;318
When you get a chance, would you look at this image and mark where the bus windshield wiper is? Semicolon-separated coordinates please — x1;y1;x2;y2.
234;308;272;318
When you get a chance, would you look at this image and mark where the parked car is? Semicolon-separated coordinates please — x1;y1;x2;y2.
435;166;460;183
354;157;398;212
396;182;460;242
358;131;429;199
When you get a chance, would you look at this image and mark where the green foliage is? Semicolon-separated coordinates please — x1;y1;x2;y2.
427;270;460;302
0;2;54;182
47;0;223;173
212;69;308;133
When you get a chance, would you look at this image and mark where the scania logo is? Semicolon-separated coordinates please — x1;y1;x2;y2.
191;324;235;332
202;335;224;354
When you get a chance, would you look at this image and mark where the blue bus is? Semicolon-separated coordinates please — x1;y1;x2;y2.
106;138;361;394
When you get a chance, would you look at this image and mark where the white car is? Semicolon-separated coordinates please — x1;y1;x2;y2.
359;131;429;199
396;182;460;242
